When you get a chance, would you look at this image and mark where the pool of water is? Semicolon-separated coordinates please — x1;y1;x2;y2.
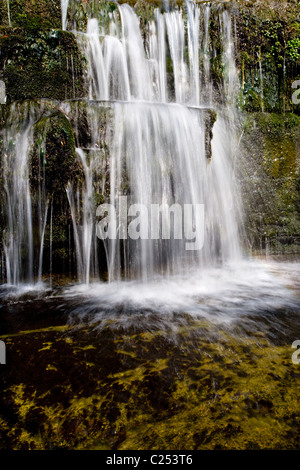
1;257;300;343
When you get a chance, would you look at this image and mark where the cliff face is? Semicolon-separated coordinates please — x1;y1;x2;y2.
0;0;299;261
1;1;299;110
233;0;300;254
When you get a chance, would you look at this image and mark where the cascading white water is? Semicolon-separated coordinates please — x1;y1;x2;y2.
186;1;200;105
1;104;36;285
165;9;188;104
78;2;238;107
107;102;208;282
78;3;219;105
37;133;49;283
0;103;53;285
203;4;212;105
148;9;168;103
72;2;243;283
220;9;239;107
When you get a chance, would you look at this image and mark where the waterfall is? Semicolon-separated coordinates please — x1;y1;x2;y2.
148;9;168;103
105;101;241;282
0;103;55;285
38;202;49;283
107;102;208;281
186;0;200;106
203;4;212;104
78;3;239;106
0;80;6;105
71;2;242;283
220;10;239;107
49;200;53;288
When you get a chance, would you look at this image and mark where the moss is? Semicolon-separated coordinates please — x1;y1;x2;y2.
236;0;300;114
253;112;299;180
30;110;77;274
0;29;85;102
0;2;9;27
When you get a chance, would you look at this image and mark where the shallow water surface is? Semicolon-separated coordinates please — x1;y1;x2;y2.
1;258;300;450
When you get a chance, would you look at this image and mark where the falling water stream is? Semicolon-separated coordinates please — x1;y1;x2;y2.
1;104;35;285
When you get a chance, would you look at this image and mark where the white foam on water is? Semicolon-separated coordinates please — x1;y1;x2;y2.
62;259;300;327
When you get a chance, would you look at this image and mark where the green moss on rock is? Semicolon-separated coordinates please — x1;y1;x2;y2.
236;0;300;114
1;0;61;29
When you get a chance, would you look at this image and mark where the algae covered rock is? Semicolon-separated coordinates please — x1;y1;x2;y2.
32;111;77;194
0;29;85;102
236;0;300;114
0;0;61;29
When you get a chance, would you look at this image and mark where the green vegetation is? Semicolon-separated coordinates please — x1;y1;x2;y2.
0;29;84;102
1;0;61;29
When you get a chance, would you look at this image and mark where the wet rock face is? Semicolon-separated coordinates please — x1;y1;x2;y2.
1;0;61;29
0;29;85;102
0;0;299;262
235;0;300;115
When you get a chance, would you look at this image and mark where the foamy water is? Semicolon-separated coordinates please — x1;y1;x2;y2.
60;259;300;330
